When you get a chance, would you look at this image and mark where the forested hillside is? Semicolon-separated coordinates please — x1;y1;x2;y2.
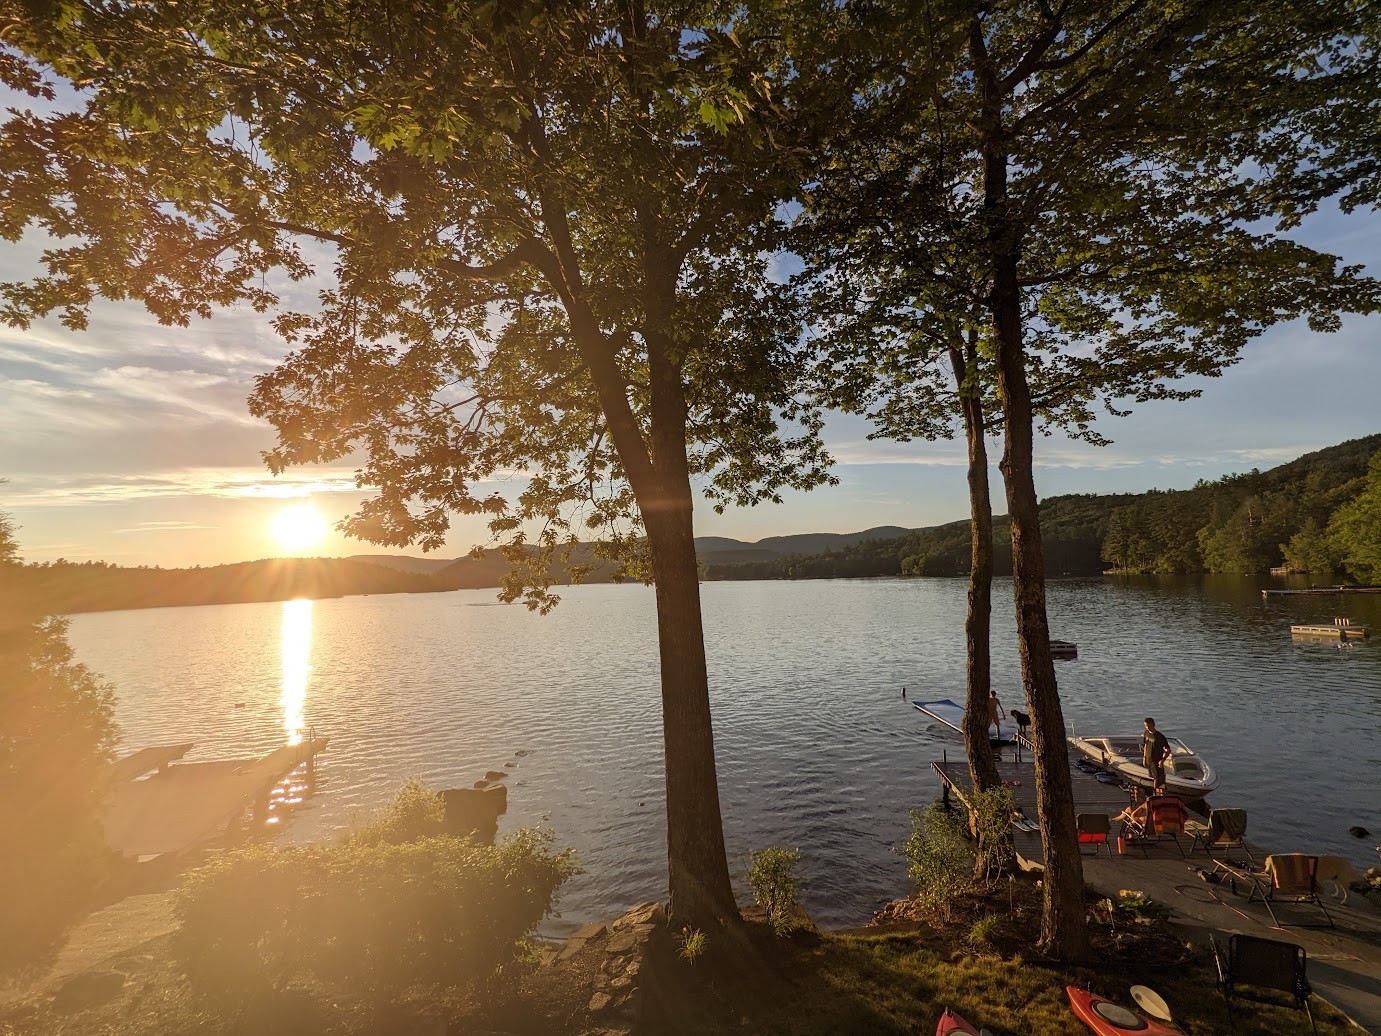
2;557;447;615
703;434;1381;581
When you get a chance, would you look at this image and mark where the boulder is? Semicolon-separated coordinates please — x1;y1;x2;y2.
438;785;507;844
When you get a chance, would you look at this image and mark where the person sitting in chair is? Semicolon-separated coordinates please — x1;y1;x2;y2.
1115;790;1149;828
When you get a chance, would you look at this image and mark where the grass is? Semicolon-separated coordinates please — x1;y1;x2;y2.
0;920;1361;1036
642;927;1358;1036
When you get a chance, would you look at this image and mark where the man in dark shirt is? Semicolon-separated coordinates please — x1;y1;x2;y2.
1142;717;1171;793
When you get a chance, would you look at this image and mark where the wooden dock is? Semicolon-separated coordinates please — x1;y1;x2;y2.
932;744;1132;869
1291;622;1369;639
1263;585;1381;598
930;745;1381;1032
102;738;328;860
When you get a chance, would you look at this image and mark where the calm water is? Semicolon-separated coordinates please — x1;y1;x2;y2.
68;576;1381;933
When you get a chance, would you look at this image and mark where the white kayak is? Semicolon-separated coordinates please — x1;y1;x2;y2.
912;698;1018;746
1068;733;1218;799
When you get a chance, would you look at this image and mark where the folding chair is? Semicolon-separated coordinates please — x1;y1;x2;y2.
1076;813;1113;858
1188;807;1253;863
1123;795;1188;857
1253;854;1335;928
1212;932;1316;1035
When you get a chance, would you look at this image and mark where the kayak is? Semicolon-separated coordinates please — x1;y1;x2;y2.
1067;987;1177;1034
936;1008;982;1035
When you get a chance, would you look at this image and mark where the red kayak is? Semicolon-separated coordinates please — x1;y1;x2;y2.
936;1007;982;1035
1067;987;1178;1034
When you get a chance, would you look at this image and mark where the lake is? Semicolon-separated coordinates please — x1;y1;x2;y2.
68;575;1381;933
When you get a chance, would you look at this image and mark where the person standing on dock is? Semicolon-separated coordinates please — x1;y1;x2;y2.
1142;717;1171;793
988;690;1006;740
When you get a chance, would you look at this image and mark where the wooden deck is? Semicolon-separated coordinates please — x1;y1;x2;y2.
102;738;328;859
107;742;194;783
930;744;1381;1032
932;743;1133;869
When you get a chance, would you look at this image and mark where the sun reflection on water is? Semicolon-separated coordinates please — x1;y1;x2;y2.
280;599;313;746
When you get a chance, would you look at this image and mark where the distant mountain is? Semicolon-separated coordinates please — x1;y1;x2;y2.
353;526;920;581
702;433;1381;581
348;554;461;574
6;557;446;618
751;526;915;556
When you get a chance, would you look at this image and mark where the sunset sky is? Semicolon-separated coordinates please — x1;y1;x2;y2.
3;178;1379;569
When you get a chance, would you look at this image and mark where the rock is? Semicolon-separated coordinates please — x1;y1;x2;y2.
605;931;642;955
556;922;608;962
52;972;125;1013
610;975;633;991
515;749;529;757
484;770;507;782
588;992;613;1013
1349;826;1371;839
619;902;666;928
438;786;507;844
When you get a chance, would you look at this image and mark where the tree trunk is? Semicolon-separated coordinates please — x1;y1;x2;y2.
948;339;1001;797
989;240;1089;961
971;13;1089;957
641;487;740;931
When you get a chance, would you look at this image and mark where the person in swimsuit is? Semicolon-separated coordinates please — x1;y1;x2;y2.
988;690;1006;740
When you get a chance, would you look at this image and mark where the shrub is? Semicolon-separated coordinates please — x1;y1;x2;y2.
348;775;447;845
966;914;1001;947
175;823;579;1005
748;846;803;935
900;803;972;923
969;787;1016;881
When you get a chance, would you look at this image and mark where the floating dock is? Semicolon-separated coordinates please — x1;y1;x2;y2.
1262;586;1381;599
102;738;328;860
1291;621;1369;639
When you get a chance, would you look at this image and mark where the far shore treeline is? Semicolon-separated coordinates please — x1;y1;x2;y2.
5;433;1378;617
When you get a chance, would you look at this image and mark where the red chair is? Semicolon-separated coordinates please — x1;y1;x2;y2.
1076;813;1113;858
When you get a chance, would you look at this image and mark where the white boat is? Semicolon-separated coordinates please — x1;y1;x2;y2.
912;698;1018;746
1068;733;1218;799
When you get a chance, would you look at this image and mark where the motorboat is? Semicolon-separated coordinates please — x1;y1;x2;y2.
912;698;1018;747
1067;732;1218;799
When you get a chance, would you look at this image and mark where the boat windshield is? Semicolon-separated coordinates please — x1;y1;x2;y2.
1097;736;1196;758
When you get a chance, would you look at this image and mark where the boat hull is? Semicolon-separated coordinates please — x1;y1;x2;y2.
1068;736;1217;799
936;1008;982;1035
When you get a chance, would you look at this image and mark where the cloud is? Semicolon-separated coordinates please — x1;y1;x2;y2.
114;520;220;533
1;467;367;507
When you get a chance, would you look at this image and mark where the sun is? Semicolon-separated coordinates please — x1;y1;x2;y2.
271;503;329;554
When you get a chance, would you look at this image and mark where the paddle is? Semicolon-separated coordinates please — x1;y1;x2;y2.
1130;986;1182;1032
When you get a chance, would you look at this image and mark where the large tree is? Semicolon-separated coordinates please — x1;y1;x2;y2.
0;505;118;973
0;2;833;929
792;0;1380;957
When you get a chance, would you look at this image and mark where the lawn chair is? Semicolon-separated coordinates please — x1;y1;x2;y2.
1187;807;1253;863
1076;813;1113;858
1251;854;1335;928
1123;795;1188;857
1211;932;1316;1035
